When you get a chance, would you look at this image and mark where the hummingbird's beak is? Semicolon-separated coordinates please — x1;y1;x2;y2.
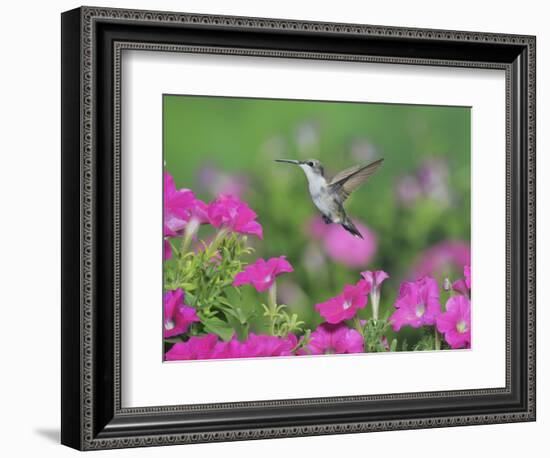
275;159;302;165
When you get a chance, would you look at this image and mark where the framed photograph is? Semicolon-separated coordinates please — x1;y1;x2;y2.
61;6;536;450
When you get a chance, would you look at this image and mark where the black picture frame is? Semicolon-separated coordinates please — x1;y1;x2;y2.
61;6;536;450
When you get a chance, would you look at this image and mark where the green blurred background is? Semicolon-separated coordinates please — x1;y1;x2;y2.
164;95;470;346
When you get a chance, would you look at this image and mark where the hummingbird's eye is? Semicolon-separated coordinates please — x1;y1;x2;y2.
307;161;314;167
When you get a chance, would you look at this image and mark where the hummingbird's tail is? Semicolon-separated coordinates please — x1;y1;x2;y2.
341;218;363;239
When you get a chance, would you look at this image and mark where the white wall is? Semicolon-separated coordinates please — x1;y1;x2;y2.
0;0;545;456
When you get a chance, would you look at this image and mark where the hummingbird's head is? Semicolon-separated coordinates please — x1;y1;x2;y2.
302;159;324;176
275;158;324;177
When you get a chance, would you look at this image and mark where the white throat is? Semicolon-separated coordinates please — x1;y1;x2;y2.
299;164;326;193
298;164;333;218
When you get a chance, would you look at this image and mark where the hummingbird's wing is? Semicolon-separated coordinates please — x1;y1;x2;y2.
328;158;384;201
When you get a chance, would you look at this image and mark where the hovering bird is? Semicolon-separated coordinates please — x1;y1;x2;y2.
275;158;384;239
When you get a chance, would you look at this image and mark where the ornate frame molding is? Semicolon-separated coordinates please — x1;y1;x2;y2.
61;6;536;450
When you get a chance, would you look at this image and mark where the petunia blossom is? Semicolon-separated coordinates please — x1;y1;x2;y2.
394;157;451;208
197;163;250;198
452;264;471;296
308;216;377;268
315;280;370;324
361;270;389;320
464;264;471;288
207;194;263;239
299;323;364;355
436;295;471;349
218;333;297;359
164;172;209;236
165;334;219;361
389;277;441;331
165;333;297;361
452;278;468;295
233;256;293;292
164;239;172;260
410;240;470;279
323;222;377;267
163;289;200;338
361;270;390;290
417;157;451;206
395;174;422;207
308;216;329;239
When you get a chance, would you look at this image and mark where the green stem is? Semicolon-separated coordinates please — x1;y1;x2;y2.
267;282;278;336
290;333;308;354
371;291;380;322
434;327;441;351
180;234;192;257
353;317;364;336
209;227;229;255
180;219;201;256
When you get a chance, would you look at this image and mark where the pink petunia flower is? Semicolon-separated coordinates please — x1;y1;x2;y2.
417;157;451;206
410;240;470;279
164;173;195;236
389;277;441;331
452;278;468;295
165;333;297;361
394;157;451;208
164;172;209;237
233;256;293;292
299;323;364;355
361;270;390;290
219;333;297;359
308;216;329;238
361;270;389;321
315;280;371;324
207;194;263;239
164;239;172;260
165;334;219;361
436;295;471;349
188;199;210;225
464;265;471;289
197;163;250;199
248;333;297;357
395;174;422;207
163;289;200;338
308;216;377;268
452;264;472;296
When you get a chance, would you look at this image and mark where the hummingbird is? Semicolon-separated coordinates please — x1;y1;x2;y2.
275;158;384;239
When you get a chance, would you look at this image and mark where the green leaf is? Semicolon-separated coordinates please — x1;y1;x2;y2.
215;303;246;324
180;283;197;291
163;337;184;344
201;316;235;341
224;313;249;341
